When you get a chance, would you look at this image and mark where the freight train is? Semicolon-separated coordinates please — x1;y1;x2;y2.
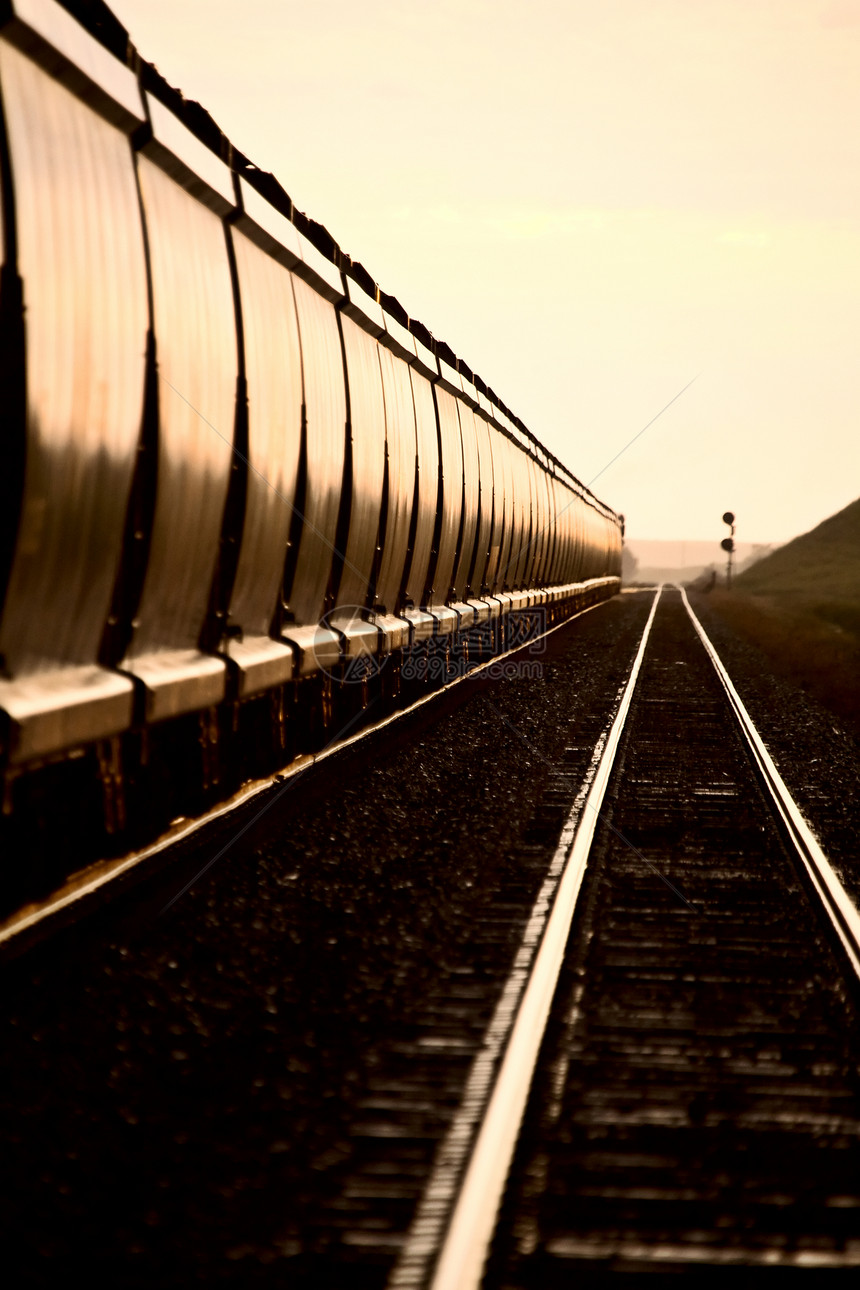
0;0;622;901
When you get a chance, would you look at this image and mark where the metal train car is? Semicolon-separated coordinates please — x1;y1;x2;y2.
0;0;622;896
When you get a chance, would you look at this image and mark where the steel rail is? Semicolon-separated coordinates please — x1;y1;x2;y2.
394;586;859;1290
681;587;860;978
0;590;614;956
389;587;662;1290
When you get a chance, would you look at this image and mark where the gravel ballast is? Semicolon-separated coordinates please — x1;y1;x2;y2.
2;586;858;1287
0;593;652;1287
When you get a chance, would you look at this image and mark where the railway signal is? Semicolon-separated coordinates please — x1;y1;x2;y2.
721;511;735;589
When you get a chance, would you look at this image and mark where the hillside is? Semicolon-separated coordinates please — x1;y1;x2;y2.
706;498;860;738
736;497;860;634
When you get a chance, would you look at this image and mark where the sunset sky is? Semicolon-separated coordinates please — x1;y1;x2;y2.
109;0;860;548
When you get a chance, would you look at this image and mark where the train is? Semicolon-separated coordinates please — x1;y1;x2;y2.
0;0;622;903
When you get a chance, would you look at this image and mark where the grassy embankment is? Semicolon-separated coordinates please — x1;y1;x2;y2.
704;498;860;738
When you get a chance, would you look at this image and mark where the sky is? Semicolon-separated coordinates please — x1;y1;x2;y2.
108;0;860;548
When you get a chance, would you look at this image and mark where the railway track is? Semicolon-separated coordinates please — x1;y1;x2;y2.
403;586;860;1286
0;596;611;960
1;588;859;1286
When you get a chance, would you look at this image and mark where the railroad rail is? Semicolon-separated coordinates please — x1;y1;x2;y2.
2;589;858;1286
395;586;860;1286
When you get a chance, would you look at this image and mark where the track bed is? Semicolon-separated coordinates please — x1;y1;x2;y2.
491;590;860;1282
0;595;648;1288
3;589;860;1287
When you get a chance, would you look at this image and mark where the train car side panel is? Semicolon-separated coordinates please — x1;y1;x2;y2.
284;276;346;634
430;385;464;607
334;315;385;621
0;41;146;759
122;153;236;720
451;401;480;603
403;368;439;610
225;228;303;694
375;345;417;616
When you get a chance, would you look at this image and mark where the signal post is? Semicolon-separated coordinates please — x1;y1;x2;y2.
721;512;735;589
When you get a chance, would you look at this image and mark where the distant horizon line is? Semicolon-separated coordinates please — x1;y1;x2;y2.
625;536;781;548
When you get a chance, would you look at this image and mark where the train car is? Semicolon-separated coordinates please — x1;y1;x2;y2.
0;0;622;904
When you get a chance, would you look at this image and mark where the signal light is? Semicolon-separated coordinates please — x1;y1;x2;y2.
721;512;736;588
